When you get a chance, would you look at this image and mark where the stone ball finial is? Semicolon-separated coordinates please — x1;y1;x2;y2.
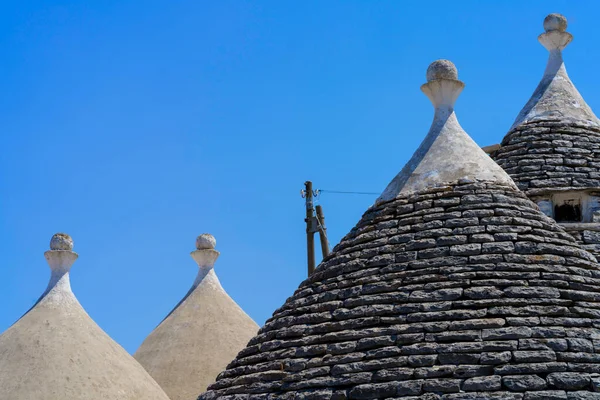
50;233;73;251
195;233;216;250
426;60;458;82
544;13;567;32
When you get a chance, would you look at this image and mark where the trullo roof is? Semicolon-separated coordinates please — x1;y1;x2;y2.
198;60;600;400
493;14;600;195
134;234;259;400
0;233;171;400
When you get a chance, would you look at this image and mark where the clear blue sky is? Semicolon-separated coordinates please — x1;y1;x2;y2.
1;1;599;353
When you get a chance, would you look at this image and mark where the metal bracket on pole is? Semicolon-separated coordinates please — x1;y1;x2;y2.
307;216;320;234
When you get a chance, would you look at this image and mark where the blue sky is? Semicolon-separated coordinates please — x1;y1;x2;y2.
1;1;599;353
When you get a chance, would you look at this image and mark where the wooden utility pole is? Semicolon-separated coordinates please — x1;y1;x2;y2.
304;181;316;276
303;181;330;276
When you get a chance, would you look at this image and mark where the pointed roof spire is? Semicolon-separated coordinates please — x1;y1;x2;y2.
511;13;599;129
378;60;516;202
0;233;170;400
134;233;259;400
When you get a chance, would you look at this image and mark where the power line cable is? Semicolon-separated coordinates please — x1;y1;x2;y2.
316;189;379;196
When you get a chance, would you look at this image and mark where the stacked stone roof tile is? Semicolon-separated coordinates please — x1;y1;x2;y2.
493;121;600;194
198;59;600;400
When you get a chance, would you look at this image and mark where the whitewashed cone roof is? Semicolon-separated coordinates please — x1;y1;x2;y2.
0;233;171;400
510;14;600;130
378;60;516;203
134;234;259;400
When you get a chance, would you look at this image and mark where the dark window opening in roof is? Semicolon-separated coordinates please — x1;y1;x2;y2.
554;199;581;222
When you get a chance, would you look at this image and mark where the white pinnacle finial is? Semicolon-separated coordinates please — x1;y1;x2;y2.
42;233;79;300
420;59;464;110
538;13;572;53
190;233;221;289
191;233;219;270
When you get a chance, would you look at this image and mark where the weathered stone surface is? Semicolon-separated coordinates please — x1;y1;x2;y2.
482;327;532;340
523;391;567;400
513;350;556;362
547;372;591;390
502;375;547;391
480;351;512;365
348;383;397;399
566;392;600;400
462;375;502;391
423;378;462;393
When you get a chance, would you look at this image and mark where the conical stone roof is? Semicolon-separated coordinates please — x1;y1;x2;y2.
199;61;600;400
492;14;600;195
0;233;171;400
134;234;259;400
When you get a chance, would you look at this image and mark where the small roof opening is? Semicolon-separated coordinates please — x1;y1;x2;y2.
554;198;581;222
